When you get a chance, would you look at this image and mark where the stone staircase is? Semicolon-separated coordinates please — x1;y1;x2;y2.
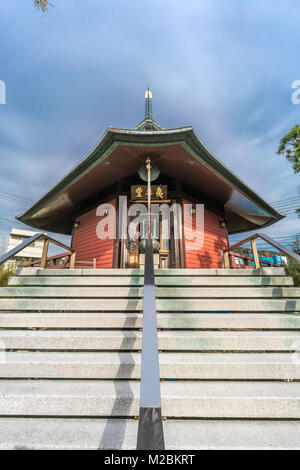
0;266;299;450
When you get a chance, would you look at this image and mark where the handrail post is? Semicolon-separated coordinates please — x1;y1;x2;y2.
251;238;260;269
69;252;76;269
136;237;165;450
223;250;230;269
40;239;49;269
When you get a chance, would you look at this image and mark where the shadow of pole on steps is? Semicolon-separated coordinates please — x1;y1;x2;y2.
98;290;141;450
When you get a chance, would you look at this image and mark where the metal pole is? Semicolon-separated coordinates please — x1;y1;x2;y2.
136;236;165;450
137;156;165;450
146;157;151;237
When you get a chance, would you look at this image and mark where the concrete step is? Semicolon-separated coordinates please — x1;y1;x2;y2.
0;418;299;450
0;287;144;298
9;276;144;287
0;380;299;418
17;267;286;276
2;286;300;298
9;276;294;287
154;268;287;277
1;352;299;380
3;266;297;450
0;298;143;312
157;287;300;298
17;268;144;277
1;330;299;351
1;298;299;312
1;312;299;329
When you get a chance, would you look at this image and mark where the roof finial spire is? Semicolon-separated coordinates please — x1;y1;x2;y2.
145;86;153;120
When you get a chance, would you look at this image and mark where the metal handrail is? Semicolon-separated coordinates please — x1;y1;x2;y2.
19;252;72;269
20;256;96;269
227;250;280;268
223;232;300;268
136;236;165;450
0;233;76;269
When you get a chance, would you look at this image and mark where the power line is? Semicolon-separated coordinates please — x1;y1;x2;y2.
272;206;300;214
273;201;300;207
271;196;300;204
271;195;300;215
260;237;299;241
271;234;300;237
273;200;300;206
0;198;31;208
278;211;299;215
231;234;300;241
0;191;34;202
274;210;299;215
256;241;298;245
0;217;26;226
273;202;300;207
0;191;34;206
273;203;300;208
273;202;300;208
272;196;300;203
277;210;299;214
275;206;300;211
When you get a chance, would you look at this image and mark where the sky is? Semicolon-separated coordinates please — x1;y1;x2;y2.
0;0;299;254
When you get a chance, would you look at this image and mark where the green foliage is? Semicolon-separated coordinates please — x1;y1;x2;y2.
34;0;53;11
277;124;300;173
0;265;15;287
285;259;300;287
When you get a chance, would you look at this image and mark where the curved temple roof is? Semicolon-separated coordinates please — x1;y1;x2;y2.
17;121;285;235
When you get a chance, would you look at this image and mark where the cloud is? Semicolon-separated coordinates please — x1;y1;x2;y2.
0;0;299;247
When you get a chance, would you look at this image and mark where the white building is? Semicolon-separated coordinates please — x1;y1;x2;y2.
4;228;44;269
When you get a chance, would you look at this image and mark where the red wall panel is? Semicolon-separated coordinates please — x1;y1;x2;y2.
72;199;116;269
182;199;228;269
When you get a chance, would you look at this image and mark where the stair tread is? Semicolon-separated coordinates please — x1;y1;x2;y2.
17;268;144;276
1;298;300;312
9;276;294;287
2;286;300;298
0;380;298;418
1;330;299;337
1;351;299;380
1;379;299;397
0;418;299;450
1;312;299;330
16;268;286;276
2;267;299;448
1;312;299;319
2;329;299;352
2;351;299;364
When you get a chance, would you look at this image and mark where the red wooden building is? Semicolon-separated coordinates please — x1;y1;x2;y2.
18;90;284;269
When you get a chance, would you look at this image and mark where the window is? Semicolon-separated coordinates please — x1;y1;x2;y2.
11;235;23;242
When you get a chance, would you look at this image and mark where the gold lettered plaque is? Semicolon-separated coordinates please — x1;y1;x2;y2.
131;185;168;202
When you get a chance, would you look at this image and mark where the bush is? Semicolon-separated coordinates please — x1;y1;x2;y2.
284;259;300;287
0;265;15;287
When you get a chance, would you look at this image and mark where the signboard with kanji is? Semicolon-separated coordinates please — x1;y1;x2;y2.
131;185;168;202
